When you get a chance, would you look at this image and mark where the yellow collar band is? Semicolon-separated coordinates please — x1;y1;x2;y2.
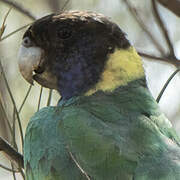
85;46;145;96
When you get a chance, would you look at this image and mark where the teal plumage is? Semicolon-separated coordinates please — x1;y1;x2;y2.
24;79;180;180
18;10;180;180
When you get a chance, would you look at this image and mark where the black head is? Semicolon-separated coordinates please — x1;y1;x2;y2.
19;11;130;99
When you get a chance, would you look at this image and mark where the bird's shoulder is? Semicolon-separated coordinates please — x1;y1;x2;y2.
25;98;180;180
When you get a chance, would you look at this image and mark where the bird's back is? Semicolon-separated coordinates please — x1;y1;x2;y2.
24;78;180;180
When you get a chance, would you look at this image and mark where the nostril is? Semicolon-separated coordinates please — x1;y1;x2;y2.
34;66;44;74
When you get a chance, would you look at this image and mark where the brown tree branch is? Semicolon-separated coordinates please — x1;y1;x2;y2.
47;89;53;106
152;0;175;57
0;0;36;20
122;0;166;56
0;137;24;169
156;68;180;102
0;163;19;173
157;0;180;17
138;52;180;67
0;61;24;148
47;0;60;12
122;0;179;67
47;0;71;13
61;0;71;11
0;100;13;138
0;23;32;42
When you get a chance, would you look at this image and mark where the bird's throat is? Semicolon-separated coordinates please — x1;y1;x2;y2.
85;46;145;96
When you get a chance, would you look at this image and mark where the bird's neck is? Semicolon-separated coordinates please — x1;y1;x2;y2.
85;46;145;96
79;78;159;119
57;46;145;99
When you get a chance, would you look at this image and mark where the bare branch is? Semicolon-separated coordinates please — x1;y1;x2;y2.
0;137;24;169
152;0;175;57
47;0;60;12
0;0;36;20
37;86;43;111
138;52;180;67
61;0;71;11
157;0;180;17
0;8;11;40
67;146;90;180
47;89;53;106
0;97;13;138
0;23;32;42
18;85;32;113
19;168;25;180
0;61;24;147
156;68;180;102
0;163;19;173
122;0;166;56
11;163;17;180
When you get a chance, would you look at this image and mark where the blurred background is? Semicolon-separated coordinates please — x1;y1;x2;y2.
0;0;180;179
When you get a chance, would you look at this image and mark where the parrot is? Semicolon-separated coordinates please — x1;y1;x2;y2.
18;11;180;180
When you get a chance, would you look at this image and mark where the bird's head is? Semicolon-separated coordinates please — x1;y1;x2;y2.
18;11;145;99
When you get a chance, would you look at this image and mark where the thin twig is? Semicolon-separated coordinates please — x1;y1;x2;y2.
0;23;32;42
0;8;11;39
19;168;25;180
37;86;43;111
0;137;24;169
138;52;180;67
122;0;165;55
47;0;60;12
156;68;180;102
0;61;24;147
47;89;53;106
152;0;175;57
61;0;71;11
2;7;12;27
0;163;19;173
0;101;13;136
67;147;90;180
18;85;32;113
11;163;17;180
0;0;36;20
12;108;18;150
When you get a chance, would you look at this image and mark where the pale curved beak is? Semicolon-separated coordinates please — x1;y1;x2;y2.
18;45;44;85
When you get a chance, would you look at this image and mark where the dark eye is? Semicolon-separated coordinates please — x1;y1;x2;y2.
22;37;33;47
58;27;72;39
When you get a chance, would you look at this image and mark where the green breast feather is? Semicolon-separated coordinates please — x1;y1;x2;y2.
24;79;180;180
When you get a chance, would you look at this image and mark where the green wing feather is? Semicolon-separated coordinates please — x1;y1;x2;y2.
24;107;88;180
24;80;180;180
